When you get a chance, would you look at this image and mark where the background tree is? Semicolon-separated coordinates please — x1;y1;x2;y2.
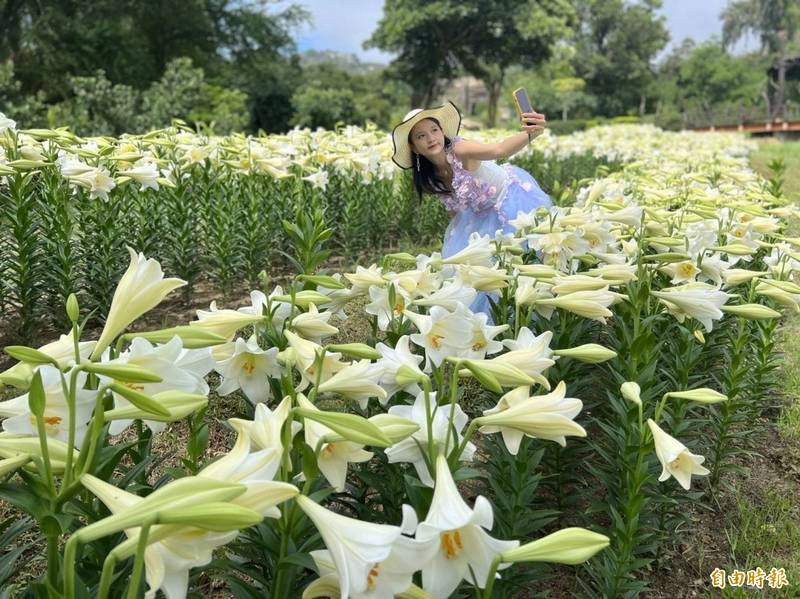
364;0;470;107
572;0;669;116
453;0;576;127
721;0;800;119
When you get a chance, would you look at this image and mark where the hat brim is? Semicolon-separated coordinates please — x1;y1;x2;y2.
391;101;462;169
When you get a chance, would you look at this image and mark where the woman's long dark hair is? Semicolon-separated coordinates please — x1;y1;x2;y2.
409;117;452;200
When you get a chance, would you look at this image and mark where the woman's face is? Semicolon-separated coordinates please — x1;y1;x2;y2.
409;118;445;161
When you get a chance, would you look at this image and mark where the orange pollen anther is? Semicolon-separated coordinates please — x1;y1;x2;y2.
430;334;444;349
242;357;256;375
367;563;380;590
124;383;145;392
441;530;464;559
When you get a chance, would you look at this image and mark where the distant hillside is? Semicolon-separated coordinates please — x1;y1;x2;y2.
299;49;386;74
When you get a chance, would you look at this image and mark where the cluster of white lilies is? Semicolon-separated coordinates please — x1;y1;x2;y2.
1;116;798;598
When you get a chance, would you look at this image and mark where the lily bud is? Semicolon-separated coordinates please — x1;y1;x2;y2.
367;414;420;444
396;364;428;387
500;527;610;565
298;274;346;289
554;344;617;364
641;252;692;264
108;383;171;418
620;382;642;406
294;407;392;448
66;294;80;322
105;390;207;421
721;304;782;320
157;502;263;531
27;370;46;418
122;326;226;349
325;343;382;360
83;362;163;383
0;454;32;477
272;290;331;309
665;388;728;404
4;346;57;367
456;359;536;387
462;360;503;393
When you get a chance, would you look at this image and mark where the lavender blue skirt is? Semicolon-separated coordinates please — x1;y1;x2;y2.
441;165;553;321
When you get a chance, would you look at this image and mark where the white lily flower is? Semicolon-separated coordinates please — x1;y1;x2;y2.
216;335;281;404
404;305;473;369
411;280;477;311
385;390;475;487
374;335;425;400
308;505;436;599
651;283;732;331
479;382;587;454
417;455;518;597
317;359;387;410
365;282;411;331
297;394;372;491
0;365;95;448
92;248;186;358
344;264;385;296
282;330;348;389
464;311;508;360
296;495;403;599
191;301;264;341
493;328;555;385
228;396;301;459
84;434;297;599
647;419;710;490
441;232;494;267
237;288;292;331
290;302;339;343
102;336;209;435
120;159;160;191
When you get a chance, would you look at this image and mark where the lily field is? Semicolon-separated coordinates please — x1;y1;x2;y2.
0;114;798;598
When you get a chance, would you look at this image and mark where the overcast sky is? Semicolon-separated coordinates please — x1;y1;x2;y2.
280;0;758;64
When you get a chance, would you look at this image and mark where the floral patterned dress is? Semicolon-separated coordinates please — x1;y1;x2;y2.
439;135;553;318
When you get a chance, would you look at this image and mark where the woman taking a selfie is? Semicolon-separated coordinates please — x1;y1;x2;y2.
390;100;552;316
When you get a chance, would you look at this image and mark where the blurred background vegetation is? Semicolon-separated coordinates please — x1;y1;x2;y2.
0;0;798;136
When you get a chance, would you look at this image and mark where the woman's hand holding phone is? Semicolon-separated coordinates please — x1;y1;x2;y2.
521;111;546;141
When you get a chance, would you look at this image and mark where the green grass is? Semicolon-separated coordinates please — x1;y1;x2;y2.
706;487;800;598
713;138;800;598
749;139;800;203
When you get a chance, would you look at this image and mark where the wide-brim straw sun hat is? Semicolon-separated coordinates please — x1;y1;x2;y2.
391;100;462;169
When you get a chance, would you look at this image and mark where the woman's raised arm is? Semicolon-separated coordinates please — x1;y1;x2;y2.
453;111;546;162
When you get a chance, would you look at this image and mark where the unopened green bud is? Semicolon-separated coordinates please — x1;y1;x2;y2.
665;388;727;404
396;365;428;387
109;383;171;418
500;527;610;565
272;290;331;308
122;326;226;349
462;360;503;394
721;304;782;320
27;371;46;418
0;454;32;477
620;382;642;406
106;390;206;421
298;274;346;289
83;363;163;383
66;294;80;322
157;502;263;531
325;343;382;360
641;252;692;264
4;346;57;367
554;344;617;364
294;407;391;448
367;414;420;444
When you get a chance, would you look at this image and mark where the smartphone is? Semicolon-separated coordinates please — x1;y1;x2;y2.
512;87;534;120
